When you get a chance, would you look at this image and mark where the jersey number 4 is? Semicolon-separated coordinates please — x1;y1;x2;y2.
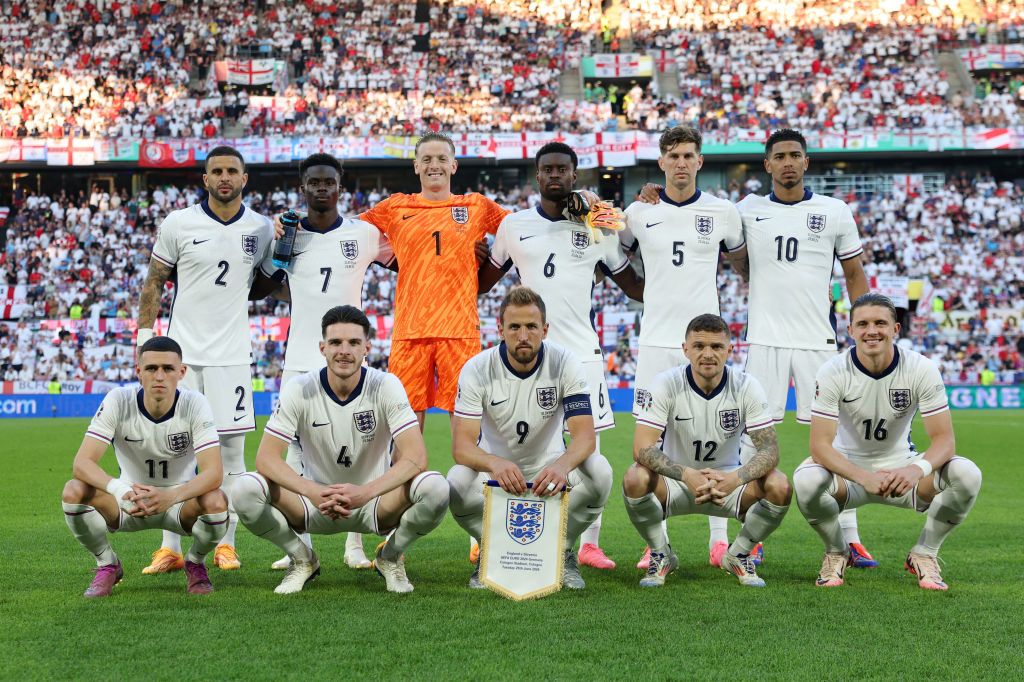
337;446;353;467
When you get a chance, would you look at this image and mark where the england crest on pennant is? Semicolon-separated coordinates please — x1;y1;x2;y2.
571;231;590;249
167;432;191;453
353;410;376;434
719;409;740;432
340;240;359;261
242;234;259;256
889;389;912;411
506;499;544;545
695;215;714;235
536;387;557;410
807;214;826;233
451;206;469;224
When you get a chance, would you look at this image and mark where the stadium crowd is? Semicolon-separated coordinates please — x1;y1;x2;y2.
2;173;1021;387
2;1;1024;138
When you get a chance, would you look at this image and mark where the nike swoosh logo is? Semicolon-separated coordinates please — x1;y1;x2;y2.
193;239;210;244
490;399;508;406
233;415;246;422
841;397;860;403
312;421;329;427
674;416;693;421
519;235;538;241
754;217;772;222
598;412;609;420
402;214;414;220
645;222;662;229
125;437;143;443
291;251;305;257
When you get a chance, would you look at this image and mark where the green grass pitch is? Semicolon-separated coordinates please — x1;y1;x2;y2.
1;410;1021;680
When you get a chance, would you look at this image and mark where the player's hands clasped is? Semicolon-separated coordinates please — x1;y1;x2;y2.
491;458;528;495
127;484;177;516
877;465;923;497
860;470;896;497
532;463;569;498
695;469;741;506
683;468;713;501
308;483;353;519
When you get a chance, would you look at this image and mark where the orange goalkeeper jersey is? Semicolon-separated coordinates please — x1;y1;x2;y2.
361;193;509;340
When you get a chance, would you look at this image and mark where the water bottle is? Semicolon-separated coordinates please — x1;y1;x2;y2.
272;210;300;269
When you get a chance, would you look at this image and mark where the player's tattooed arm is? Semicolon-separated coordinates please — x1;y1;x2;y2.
138;259;173;327
636;444;691;482
736;427;779;484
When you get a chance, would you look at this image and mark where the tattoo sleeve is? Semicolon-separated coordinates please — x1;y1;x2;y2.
737;427;780;484
636;444;691;482
138;259;173;328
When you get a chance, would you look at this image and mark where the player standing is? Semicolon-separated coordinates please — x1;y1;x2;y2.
735;129;872;566
137;146;273;573
255;153;396;571
233;306;449;594
62;337;228;596
477;141;642;570
448;287;612;590
625;314;790;587
795;294;981;589
359;133;508;428
620;126;747;568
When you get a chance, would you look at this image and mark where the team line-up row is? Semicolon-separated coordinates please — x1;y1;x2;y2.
63;290;981;597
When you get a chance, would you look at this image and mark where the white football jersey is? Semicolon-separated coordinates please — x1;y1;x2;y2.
264;367;418;486
260;216;395;372
811;346;949;470
151;201;274;365
454;342;592;476
635;366;773;472
85;387;220;486
621;190;745;347
737;190;863;350
489;206;630;362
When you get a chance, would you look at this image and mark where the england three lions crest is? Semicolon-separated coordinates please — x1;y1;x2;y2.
571;231;590;249
242;234;259;256
506;499;544;545
167;432;191;454
889;389;912;412
635;388;653;411
536;387;557;410
695;215;714;235
807;214;826;233
719;409;740;432
340;240;359;261
451;206;469;224
353;410;376;433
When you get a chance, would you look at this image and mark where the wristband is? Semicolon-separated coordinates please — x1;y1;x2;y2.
105;478;135;511
136;327;155;348
911;459;933;477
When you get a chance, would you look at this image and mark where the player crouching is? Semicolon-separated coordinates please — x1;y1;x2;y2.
62;337;228;597
795;294;982;590
234;306;448;594
448;287;613;590
624;314;791;588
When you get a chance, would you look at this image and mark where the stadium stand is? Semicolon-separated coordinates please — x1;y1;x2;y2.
1;0;1023;137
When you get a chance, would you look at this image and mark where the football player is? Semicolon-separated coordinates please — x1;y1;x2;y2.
61;337;228;597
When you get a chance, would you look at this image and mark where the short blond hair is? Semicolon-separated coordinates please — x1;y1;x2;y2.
415;132;456;157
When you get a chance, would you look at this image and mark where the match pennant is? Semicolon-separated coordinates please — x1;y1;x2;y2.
479;482;568;601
